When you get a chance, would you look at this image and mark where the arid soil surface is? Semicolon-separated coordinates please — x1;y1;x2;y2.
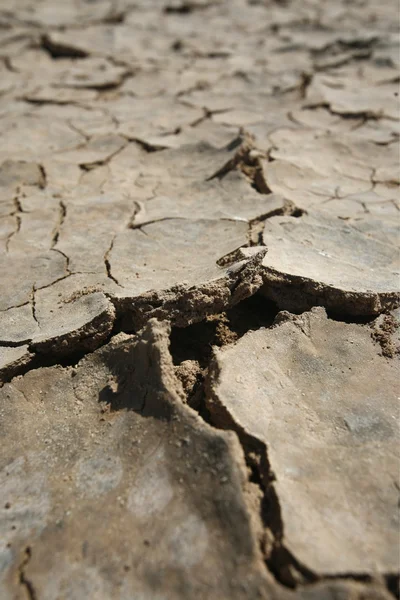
0;0;399;599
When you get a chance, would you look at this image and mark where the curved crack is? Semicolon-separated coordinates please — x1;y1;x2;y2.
104;236;122;287
18;547;37;600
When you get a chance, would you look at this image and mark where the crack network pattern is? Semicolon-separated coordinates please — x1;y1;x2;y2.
0;1;399;599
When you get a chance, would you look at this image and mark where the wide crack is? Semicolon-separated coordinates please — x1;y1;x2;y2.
169;295;399;595
170;293;279;411
1;278;397;598
168;293;308;590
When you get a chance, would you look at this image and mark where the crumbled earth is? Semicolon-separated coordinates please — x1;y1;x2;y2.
0;0;399;599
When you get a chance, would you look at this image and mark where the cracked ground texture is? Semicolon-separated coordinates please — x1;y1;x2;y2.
0;0;399;598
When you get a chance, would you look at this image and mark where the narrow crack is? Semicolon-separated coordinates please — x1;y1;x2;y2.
69;67;134;92
208;136;273;194
21;92;92;107
34;273;71;294
248;218;267;247
104;236;122;286
51;247;72;276
302;101;386;121
176;80;211;98
38;164;47;189
189;106;232;128
2;55;18;73
5;213;21;252
163;2;213;14
126;137;166;153
19;546;38;600
31;287;38;325
126;199;142;229
129;216;187;230
51;200;67;247
0;10;131;30
298;71;313;99
311;36;380;57
0;300;31;313
41;34;88;59
247;201;305;246
79;141;128;171
214;204;305;263
12;195;24;215
67;120;91;142
313;49;372;72
4;193;26;253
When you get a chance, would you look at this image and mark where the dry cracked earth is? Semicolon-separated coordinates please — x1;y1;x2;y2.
0;0;399;599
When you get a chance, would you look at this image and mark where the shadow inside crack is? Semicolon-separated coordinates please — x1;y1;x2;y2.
170;292;279;368
169;292;279;416
386;574;400;599
99;291;278;417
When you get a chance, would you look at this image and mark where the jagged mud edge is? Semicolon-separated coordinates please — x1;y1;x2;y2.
113;248;267;330
0;348;35;387
137;319;270;572
31;301;116;355
204;352;317;588
0;250;266;386
261;267;400;316
145;319;274;586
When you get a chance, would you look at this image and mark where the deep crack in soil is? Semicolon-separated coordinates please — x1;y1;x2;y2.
0;0;398;597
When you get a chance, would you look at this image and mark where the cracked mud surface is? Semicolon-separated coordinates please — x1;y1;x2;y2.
0;0;399;598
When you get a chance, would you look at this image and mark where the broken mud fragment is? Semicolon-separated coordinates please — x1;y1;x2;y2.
30;291;116;356
0;344;34;384
260;213;399;315
0;320;274;600
113;242;267;330
207;307;399;579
